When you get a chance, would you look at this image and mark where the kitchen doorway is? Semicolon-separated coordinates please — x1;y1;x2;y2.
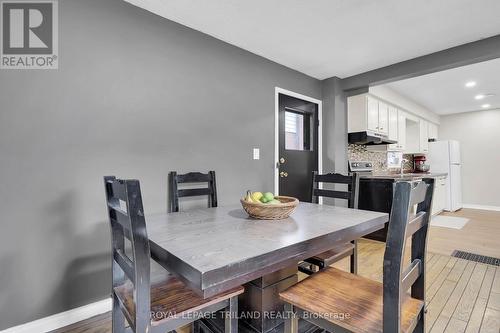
274;88;322;202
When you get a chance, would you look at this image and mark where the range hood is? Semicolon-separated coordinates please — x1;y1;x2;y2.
348;131;397;145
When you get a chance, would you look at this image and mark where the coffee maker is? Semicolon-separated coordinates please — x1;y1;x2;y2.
414;155;430;173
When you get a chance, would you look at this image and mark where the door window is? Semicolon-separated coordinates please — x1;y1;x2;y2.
285;111;313;151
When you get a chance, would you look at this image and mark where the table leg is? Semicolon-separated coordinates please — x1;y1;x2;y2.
201;265;320;333
238;266;298;333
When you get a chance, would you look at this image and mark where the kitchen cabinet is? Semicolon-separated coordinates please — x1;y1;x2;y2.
348;94;439;153
358;178;394;242
387;107;406;151
348;94;389;135
387;106;398;150
431;176;447;215
419;120;429;153
378;102;389;135
387;106;398;141
428;122;438;140
397;110;407;151
366;96;379;132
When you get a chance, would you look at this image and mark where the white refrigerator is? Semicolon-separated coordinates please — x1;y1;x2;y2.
427;140;462;211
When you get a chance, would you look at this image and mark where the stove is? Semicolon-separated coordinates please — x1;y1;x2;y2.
349;160;390;242
348;161;374;173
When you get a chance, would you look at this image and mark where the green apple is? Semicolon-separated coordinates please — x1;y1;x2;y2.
263;192;274;202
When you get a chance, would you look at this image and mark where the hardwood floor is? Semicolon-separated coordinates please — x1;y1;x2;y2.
51;209;500;333
333;240;500;333
427;209;500;258
49;312;111;333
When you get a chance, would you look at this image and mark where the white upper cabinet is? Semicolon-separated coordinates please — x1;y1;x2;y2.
366;96;379;132
428;122;438;140
387;109;407;152
348;94;391;136
348;94;438;154
419;119;429;153
378;102;389;135
388;106;398;141
397;110;407;151
387;106;399;150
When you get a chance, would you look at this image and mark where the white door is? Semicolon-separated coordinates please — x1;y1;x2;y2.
449;164;463;211
378;102;389;135
366;96;379;132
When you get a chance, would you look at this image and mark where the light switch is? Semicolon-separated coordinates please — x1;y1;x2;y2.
253;148;260;160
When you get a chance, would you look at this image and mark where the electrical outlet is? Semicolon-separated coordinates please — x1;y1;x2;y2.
253;148;260;160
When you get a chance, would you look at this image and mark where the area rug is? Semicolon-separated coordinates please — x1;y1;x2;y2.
430;215;470;229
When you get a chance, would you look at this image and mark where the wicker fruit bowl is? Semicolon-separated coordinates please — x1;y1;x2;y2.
240;196;299;220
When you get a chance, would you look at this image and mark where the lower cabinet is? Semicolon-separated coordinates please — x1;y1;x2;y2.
358;178;394;242
431;176;447;215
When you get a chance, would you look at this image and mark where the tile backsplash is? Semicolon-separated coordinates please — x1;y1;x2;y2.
348;144;388;172
402;156;415;171
348;144;414;172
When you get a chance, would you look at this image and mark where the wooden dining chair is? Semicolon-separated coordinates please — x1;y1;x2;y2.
104;176;243;333
301;172;359;274
280;178;435;333
168;171;217;212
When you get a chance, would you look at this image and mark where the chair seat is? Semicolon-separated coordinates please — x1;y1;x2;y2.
280;267;424;333
304;242;355;267
114;268;244;327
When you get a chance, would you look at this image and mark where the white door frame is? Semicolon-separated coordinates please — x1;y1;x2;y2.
274;87;323;200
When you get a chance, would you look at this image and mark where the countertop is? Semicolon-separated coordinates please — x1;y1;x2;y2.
359;172;448;181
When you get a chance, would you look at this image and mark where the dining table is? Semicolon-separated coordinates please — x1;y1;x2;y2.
147;202;389;333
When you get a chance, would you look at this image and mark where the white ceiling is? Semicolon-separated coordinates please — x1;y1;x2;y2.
124;0;500;79
384;58;500;115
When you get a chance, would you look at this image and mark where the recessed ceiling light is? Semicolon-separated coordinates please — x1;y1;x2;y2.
475;93;495;100
481;104;491;108
465;81;476;88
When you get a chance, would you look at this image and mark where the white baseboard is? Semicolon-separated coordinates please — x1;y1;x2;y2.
0;298;111;333
462;204;500;212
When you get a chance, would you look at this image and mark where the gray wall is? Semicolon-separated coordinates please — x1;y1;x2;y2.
322;77;348;174
0;0;322;329
439;109;500;207
321;77;349;207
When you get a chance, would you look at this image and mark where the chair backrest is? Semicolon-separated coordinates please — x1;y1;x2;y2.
104;176;151;332
168;171;218;212
383;178;435;333
311;172;359;208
